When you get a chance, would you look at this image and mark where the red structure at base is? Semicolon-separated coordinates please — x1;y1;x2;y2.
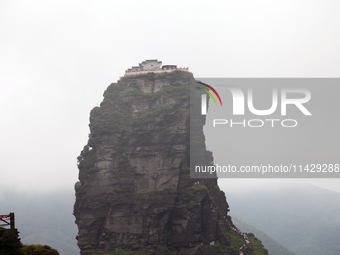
0;212;15;229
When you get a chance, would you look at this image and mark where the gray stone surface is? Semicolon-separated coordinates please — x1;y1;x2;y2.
74;71;242;255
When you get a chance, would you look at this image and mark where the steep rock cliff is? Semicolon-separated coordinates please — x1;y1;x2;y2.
74;70;267;255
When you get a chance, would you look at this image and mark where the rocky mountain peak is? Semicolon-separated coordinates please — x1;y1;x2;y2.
73;70;267;255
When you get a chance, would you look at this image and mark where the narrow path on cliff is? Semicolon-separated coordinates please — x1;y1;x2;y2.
227;223;250;253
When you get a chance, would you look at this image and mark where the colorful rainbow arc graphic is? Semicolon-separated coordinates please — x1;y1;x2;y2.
196;81;223;106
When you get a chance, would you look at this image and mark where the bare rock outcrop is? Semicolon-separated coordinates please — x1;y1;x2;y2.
73;71;267;255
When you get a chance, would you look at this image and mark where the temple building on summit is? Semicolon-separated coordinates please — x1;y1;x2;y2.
124;59;189;76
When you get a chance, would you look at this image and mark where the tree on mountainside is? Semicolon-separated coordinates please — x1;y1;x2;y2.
0;228;22;255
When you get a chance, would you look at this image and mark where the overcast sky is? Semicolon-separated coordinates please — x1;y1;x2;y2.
1;1;340;195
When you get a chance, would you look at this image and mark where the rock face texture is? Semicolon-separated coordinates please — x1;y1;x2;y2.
74;71;267;255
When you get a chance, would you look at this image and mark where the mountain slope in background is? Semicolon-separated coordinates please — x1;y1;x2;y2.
0;189;79;255
3;182;339;255
231;217;296;255
222;183;340;255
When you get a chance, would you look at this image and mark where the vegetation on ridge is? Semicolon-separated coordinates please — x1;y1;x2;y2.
89;71;191;134
0;228;59;255
77;144;98;186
